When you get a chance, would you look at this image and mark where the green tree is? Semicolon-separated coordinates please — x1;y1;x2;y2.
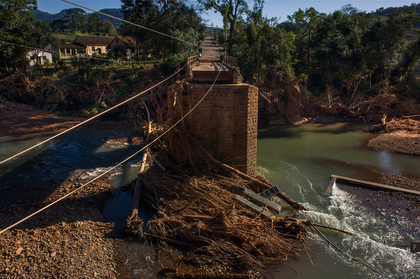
63;8;87;32
0;0;38;70
287;7;324;70
199;0;262;53
86;13;101;33
121;0;157;60
50;18;69;33
101;20;118;35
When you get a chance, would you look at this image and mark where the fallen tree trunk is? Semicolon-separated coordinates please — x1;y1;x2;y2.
130;103;152;219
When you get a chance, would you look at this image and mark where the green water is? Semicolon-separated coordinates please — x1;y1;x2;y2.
1;124;419;278
257;123;420;279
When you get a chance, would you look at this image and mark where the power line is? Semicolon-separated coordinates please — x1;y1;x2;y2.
62;0;198;47
0;63;188;165
0;71;220;235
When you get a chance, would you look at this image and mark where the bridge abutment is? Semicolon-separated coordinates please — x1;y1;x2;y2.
171;83;258;176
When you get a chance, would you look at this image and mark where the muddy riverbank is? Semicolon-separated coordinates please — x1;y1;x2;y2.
0;101;137;278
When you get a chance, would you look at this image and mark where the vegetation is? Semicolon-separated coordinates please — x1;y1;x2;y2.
50;9;117;35
0;0;53;70
120;0;206;60
2;0;420;122
213;2;420;121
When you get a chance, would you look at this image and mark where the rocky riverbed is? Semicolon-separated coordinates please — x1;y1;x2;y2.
368;130;420;156
0;177;119;278
367;127;420;211
0;100;133;278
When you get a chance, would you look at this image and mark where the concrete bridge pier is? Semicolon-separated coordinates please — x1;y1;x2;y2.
186;83;258;176
170;38;258;176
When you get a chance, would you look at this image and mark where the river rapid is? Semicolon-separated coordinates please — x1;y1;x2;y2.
257;123;420;279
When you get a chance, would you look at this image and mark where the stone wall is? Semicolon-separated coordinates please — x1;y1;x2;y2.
182;84;258;175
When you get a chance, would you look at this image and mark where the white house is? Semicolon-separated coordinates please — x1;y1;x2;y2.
26;50;53;66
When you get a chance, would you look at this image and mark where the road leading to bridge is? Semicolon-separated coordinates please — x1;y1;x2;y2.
199;36;223;61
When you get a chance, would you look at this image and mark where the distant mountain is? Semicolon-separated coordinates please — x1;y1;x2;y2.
33;8;124;30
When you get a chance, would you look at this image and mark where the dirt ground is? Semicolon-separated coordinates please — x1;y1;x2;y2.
0;100;133;134
0;101;129;278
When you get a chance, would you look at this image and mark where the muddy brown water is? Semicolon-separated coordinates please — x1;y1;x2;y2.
1;123;419;278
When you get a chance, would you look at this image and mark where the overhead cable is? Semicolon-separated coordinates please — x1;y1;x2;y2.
0;71;220;235
62;0;198;47
0;63;187;165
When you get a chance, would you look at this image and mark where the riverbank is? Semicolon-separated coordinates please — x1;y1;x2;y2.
366;120;420;210
368;130;420;156
0;100;135;134
0;101;134;278
0;176;119;278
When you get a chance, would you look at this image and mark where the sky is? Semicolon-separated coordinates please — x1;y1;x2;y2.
38;0;419;27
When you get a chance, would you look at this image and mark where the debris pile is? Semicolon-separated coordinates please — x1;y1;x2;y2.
125;167;308;276
367;115;420;133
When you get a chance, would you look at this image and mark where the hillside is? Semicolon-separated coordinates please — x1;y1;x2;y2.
373;4;420;28
33;8;124;30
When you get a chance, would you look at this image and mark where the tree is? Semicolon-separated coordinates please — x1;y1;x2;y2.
86;13;101;33
63;8;87;32
199;0;262;53
341;4;359;17
121;0;205;60
121;0;158;59
50;18;69;33
287;7;324;69
101;20;118;35
0;0;37;70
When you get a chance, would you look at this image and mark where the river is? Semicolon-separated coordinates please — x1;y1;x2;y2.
1;123;419;278
257;123;420;279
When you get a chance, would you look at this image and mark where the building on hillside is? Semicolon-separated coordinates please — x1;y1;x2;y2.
45;42;86;59
107;36;136;59
74;35;115;56
26;50;53;66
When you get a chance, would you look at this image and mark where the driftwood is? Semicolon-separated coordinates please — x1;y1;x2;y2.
143;233;200;252
310;222;355;236
186;132;305;210
332;174;420;196
130;102;152;219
